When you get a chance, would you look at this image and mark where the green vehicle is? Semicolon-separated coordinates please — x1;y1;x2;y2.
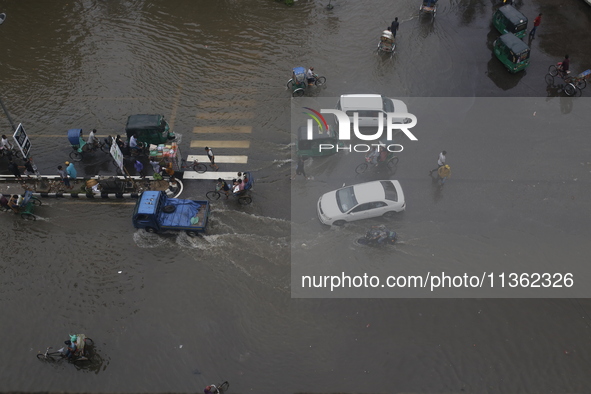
492;5;528;38
125;114;175;146
493;33;530;73
296;124;339;157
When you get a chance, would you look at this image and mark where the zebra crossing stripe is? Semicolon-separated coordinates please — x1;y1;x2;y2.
190;140;250;149
187;155;248;164
196;112;254;120
193;126;252;134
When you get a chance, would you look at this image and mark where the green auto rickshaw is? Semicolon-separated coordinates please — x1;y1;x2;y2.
296;124;339;157
125;114;175;146
493;33;530;73
492;5;528;38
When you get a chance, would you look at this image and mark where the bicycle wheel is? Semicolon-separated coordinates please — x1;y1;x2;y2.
69;151;83;162
206;191;221;201
548;65;558;77
576;79;586;90
238;196;252;205
287;79;293;89
193;163;207;173
315;76;327;86
292;88;305;97
544;74;554;85
387;156;399;170
218;381;229;391
355;162;369;174
564;83;577;97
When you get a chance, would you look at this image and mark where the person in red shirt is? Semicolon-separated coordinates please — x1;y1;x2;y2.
529;13;542;39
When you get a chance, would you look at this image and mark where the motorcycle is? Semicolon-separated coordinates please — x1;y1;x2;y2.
356;226;397;246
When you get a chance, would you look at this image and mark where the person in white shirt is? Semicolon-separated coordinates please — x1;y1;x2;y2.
306;67;315;85
429;150;447;175
87;129;98;148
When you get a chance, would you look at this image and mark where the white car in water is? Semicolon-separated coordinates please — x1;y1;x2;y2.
317;180;405;226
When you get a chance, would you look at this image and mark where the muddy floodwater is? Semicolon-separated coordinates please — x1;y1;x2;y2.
1;0;591;393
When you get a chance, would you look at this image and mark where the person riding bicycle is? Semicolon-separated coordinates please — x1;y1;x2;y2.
87;129;99;149
558;54;570;76
366;225;394;244
217;178;230;198
306;67;316;85
0;134;13;155
204;385;219;394
64;335;77;359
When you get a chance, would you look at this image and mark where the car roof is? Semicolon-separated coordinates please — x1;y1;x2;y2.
339;94;383;110
351;181;392;203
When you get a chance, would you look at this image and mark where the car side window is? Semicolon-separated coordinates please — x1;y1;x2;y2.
350;203;373;213
371;201;387;209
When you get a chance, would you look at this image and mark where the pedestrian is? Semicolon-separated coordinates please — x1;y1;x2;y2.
65;161;77;181
57;165;72;189
204;146;219;171
390;17;399;37
149;157;161;174
292;156;307;179
20;157;35;178
529;13;542;39
437;164;451;186
429;150;446;175
7;159;22;180
134;159;144;178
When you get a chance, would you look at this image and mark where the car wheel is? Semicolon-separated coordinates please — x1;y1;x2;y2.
382;211;396;218
332;220;346;227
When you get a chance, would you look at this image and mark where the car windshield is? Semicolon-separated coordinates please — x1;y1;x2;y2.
381;181;398;202
336;186;358;213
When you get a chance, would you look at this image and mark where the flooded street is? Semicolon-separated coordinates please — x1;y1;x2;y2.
1;0;591;393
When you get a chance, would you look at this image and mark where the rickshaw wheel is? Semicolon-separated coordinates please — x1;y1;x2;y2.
315;76;327;86
238;196;252;205
287;79;294;89
576;80;586;90
387;156;399;170
193;163;207;173
548;65;558;77
100;144;110;153
21;213;35;221
206;191;221;201
292;88;305;97
564;83;577;97
355;163;368;174
69;151;83;162
219;382;230;391
84;338;94;346
32;197;42;206
544;74;554;86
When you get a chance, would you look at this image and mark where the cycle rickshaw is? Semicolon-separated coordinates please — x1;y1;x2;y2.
377;30;395;57
67;129;109;161
545;64;589;96
287;67;326;97
419;0;438;18
3;190;42;220
37;334;94;363
206;172;254;205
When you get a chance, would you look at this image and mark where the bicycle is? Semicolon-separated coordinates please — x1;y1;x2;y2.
355;153;399;174
205;381;229;394
0;145;21;159
69;139;110;161
179;158;208;173
546;63;587;97
36;337;94;362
